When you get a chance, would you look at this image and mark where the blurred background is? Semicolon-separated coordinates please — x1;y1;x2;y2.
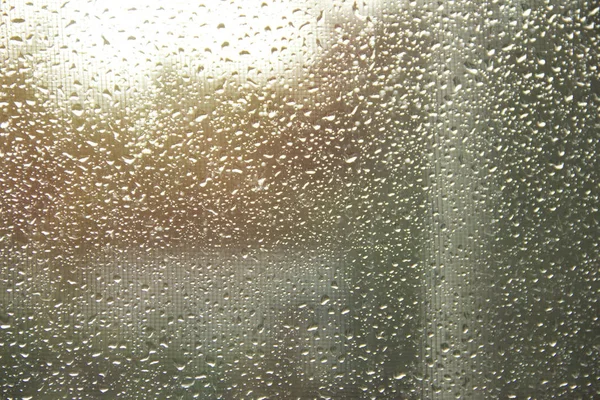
0;0;598;398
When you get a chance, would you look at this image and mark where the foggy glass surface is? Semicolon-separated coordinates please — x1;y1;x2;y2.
0;0;598;398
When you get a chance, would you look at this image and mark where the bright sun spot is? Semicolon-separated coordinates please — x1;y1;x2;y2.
59;0;319;77
3;0;379;105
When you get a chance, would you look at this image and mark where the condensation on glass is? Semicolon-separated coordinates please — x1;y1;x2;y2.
0;0;598;398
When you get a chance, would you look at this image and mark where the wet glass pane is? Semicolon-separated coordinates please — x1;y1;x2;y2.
1;0;598;398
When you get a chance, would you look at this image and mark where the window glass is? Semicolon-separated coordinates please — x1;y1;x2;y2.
1;0;598;398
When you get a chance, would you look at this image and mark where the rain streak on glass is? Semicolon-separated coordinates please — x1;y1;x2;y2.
0;0;598;399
